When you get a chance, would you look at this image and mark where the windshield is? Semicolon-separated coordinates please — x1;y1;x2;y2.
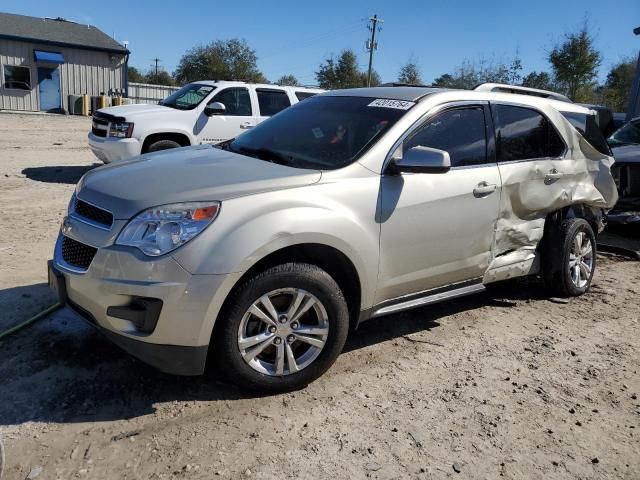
228;96;412;170
160;84;215;110
608;119;640;147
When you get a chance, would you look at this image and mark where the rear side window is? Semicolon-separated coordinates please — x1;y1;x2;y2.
561;112;612;155
492;104;565;162
404;106;488;167
212;87;252;116
256;89;291;116
295;91;316;101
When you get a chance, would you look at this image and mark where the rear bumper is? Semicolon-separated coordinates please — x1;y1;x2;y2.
88;132;141;163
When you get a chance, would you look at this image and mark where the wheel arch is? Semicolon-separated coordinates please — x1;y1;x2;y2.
141;131;192;153
211;243;363;341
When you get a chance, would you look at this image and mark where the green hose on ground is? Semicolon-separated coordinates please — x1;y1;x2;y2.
0;303;62;341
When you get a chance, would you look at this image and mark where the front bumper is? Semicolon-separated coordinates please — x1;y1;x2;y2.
88;132;141;163
50;228;238;375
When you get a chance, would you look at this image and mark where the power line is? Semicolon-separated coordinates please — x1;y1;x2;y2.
260;19;366;60
366;14;383;87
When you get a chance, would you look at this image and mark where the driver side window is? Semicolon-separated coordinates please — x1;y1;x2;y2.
211;88;252;116
404;106;488;167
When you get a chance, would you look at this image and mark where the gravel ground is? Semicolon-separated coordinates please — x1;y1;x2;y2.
0;113;639;480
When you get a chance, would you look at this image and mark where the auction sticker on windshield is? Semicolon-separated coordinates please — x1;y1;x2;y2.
368;99;415;110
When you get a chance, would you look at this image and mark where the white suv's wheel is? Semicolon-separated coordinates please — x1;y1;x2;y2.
214;263;349;392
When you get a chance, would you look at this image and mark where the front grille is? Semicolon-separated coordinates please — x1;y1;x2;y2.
92;115;108;138
61;236;97;270
74;198;113;228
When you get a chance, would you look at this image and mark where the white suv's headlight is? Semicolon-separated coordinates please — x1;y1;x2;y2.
108;121;134;138
116;202;220;256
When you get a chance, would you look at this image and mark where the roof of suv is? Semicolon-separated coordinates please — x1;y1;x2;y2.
323;86;445;102
192;80;322;92
321;86;595;116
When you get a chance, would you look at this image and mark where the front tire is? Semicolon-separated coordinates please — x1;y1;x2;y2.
543;218;596;297
147;139;181;153
213;263;349;393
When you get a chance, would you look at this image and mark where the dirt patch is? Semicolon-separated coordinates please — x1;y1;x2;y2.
0;113;639;479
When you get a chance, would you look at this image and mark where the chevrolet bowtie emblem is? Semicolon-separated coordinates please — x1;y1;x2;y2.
61;216;73;235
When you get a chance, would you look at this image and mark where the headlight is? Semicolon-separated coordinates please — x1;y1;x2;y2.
116;202;220;256
108;121;134;138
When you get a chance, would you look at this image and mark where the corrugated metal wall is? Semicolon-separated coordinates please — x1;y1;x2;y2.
128;82;179;104
0;38;125;112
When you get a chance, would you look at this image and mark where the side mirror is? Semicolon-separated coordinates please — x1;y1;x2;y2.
391;146;451;174
204;102;226;116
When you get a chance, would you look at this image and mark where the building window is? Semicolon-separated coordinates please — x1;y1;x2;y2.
3;65;31;91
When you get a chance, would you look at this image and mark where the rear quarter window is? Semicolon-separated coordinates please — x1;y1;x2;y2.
561;112;612;156
295;91;316;101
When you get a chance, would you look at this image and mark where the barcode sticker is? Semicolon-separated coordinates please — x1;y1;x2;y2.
368;99;414;110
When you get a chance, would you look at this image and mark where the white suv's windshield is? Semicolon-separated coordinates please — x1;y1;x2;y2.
228;96;412;170
160;84;216;110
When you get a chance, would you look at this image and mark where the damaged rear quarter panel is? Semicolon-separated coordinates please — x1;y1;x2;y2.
489;104;618;276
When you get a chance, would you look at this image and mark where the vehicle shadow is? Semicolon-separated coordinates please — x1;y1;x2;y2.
0;278;546;427
21;164;101;184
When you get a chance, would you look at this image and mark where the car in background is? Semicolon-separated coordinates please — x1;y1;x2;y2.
608;116;640;224
88;81;323;163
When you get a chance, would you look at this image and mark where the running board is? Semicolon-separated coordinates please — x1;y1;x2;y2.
370;282;486;318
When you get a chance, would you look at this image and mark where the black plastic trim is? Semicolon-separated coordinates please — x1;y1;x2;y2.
107;298;163;334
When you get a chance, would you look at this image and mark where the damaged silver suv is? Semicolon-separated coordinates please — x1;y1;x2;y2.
49;84;617;392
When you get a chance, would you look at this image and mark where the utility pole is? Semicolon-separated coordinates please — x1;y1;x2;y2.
626;27;640;121
366;14;383;87
152;58;161;83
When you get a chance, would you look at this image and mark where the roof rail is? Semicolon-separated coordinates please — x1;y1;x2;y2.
380;82;431;88
473;83;572;103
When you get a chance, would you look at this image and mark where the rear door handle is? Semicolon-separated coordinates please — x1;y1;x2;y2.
240;122;254;129
544;169;564;183
473;182;497;197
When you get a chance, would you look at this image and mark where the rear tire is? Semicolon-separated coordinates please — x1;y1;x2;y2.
213;263;349;393
147;139;181;153
543;218;596;297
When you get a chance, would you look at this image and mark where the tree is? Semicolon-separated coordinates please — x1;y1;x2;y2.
315;49;378;89
548;25;601;102
521;71;555;90
276;74;299;86
601;58;637;112
128;66;145;83
431;57;519;89
145;70;175;86
174;38;266;84
398;61;422;85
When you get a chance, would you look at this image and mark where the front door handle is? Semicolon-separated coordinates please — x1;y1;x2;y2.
544;169;564;184
240;122;254;129
473;182;497;197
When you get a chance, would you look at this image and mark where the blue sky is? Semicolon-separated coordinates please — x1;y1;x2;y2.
3;0;639;85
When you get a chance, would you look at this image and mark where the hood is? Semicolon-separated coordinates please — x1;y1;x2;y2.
611;144;640;164
77;145;322;219
96;103;177;120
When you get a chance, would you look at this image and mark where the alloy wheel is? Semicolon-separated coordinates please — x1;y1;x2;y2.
568;231;593;289
237;288;329;376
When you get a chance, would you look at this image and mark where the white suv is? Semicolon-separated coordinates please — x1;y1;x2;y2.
88;81;323;163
